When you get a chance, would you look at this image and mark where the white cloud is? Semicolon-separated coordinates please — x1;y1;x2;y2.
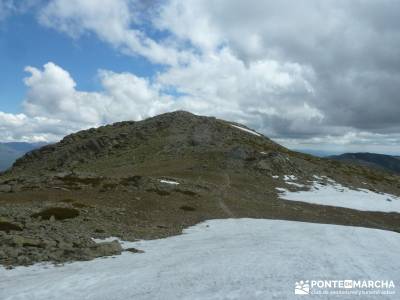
154;0;400;134
1;0;400;153
279;131;400;155
38;0;193;66
0;62;175;142
98;69;174;122
0;57;321;143
0;111;70;142
23;62;175;125
158;48;321;136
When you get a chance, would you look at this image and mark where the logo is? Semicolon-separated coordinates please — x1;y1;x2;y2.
295;280;310;295
295;279;395;296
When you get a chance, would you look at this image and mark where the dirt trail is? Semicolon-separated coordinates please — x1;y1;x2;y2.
218;173;235;217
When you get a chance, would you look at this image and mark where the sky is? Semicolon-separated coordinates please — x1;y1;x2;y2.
0;0;399;154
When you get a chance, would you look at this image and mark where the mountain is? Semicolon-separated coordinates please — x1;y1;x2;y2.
292;148;341;157
329;152;400;174
0;111;399;267
0;142;45;171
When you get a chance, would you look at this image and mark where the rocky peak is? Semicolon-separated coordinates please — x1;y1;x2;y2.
4;111;282;178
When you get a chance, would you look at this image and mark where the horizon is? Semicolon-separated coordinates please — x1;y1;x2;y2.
0;110;399;157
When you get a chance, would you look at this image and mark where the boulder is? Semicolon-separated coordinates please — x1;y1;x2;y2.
10;236;42;247
91;240;122;257
0;221;22;232
0;184;11;193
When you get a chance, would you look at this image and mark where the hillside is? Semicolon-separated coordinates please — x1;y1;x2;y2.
329;152;400;175
0;111;399;267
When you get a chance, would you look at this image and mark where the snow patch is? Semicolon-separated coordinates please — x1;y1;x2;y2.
231;124;261;136
282;175;305;187
1;219;399;300
286;182;305;188
313;175;324;181
160;179;180;185
277;180;400;213
284;175;297;181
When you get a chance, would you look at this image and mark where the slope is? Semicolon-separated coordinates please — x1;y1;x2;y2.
329;152;400;174
0;111;399;266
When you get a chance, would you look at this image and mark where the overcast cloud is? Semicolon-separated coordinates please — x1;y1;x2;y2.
0;0;399;153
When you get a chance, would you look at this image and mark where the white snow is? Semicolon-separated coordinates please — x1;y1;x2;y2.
285;181;305;188
272;175;279;179
231;124;261;136
159;179;180;185
313;175;324;181
1;219;399;300
282;175;305;187
277;180;400;213
284;175;297;181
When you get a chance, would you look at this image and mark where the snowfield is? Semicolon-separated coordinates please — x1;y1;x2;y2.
277;178;400;213
1;219;399;300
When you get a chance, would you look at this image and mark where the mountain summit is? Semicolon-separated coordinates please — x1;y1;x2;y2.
7;111;283;178
0;111;399;267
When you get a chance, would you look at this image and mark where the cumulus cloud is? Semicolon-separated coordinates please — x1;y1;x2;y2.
24;62;176;124
0;58;320;142
1;0;400;153
38;0;193;66
0;112;69;142
157;48;321;137
0;62;174;141
155;0;400;135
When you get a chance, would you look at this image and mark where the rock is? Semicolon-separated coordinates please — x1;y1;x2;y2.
31;207;80;220
41;239;57;248
180;205;196;211
0;184;12;193
256;160;272;172
228;146;256;161
125;247;144;254
10;236;42;248
17;256;30;265
0;221;23;232
57;241;74;251
10;185;21;193
92;240;122;257
0;217;11;223
55;171;73;178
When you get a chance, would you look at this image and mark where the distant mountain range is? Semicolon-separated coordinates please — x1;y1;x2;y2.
0;142;45;171
329;152;400;174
